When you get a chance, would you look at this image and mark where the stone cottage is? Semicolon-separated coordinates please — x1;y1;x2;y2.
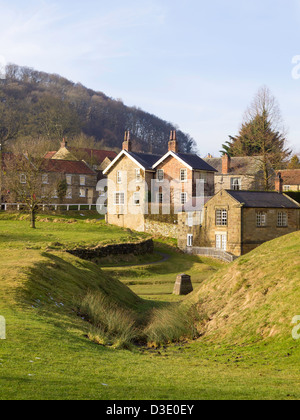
178;189;300;257
278;170;300;192
204;154;275;193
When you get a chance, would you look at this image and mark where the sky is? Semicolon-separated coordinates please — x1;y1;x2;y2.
0;0;300;157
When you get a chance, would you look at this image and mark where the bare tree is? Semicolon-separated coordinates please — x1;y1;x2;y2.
3;139;54;228
222;86;291;190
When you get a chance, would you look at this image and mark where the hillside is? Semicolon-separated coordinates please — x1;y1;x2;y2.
0;64;196;154
188;231;300;343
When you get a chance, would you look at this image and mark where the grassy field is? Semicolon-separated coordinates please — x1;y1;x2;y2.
0;212;300;400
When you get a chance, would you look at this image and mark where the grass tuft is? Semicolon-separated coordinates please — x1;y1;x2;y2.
80;291;139;349
144;305;200;346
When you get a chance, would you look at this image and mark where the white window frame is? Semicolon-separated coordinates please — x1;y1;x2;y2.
277;212;288;227
135;169;141;183
181;192;188;205
180;168;188;183
42;174;49;185
231;177;242;191
66;187;72;199
114;192;125;205
157;169;164;183
283;185;290;192
257;212;267;227
66;175;72;186
117;171;122;184
216;209;228;226
80;176;86;186
52;190;58;199
20;174;26;184
133;192;140;206
79;188;86;198
187;234;193;247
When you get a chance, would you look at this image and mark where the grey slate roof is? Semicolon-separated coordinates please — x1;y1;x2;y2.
227;190;300;209
204;156;265;175
128;152;163;171
177;153;218;172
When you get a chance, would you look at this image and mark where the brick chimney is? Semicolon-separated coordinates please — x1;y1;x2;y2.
122;130;132;152
168;130;178;153
275;172;283;194
222;154;231;174
61;138;68;149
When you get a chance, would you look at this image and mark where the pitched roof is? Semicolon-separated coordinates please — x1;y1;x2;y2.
44;148;117;165
42;159;96;175
153;151;217;171
226;190;299;209
128;151;162;170
204;156;265;175
277;170;300;185
70;148;117;165
177;153;218;172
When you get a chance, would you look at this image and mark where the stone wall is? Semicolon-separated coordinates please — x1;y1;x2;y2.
67;239;154;260
144;219;178;238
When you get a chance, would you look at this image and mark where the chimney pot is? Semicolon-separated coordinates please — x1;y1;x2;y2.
61;138;68;149
122;130;132;152
168;130;178;153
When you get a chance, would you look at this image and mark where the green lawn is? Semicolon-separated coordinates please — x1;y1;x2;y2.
0;212;147;250
0;213;300;400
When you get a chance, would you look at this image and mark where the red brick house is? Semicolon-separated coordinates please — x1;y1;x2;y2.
103;131;217;233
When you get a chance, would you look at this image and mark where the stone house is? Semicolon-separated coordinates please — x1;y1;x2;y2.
204;154;275;193
41;159;97;204
103;131;217;233
44;139;117;181
178;189;300;257
278;170;300;192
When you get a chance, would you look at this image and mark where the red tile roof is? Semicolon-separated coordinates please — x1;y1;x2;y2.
278;170;300;185
42;159;96;175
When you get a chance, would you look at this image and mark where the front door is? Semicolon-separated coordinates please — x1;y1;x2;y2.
187;234;193;247
216;234;227;251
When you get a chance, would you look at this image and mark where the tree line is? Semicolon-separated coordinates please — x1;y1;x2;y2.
0;63;196;154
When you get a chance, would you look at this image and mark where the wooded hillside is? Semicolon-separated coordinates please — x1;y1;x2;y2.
0;64;196;154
